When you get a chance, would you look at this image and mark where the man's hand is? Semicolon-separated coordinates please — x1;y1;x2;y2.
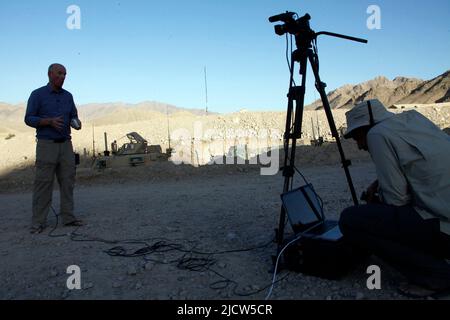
40;116;64;131
365;180;380;204
70;118;82;130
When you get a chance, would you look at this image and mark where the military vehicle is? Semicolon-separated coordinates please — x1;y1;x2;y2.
93;131;171;169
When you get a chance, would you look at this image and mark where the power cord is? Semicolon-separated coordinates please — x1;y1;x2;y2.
265;221;323;300
47;213;282;298
101;237;281;297
48;205;67;238
284;157;325;216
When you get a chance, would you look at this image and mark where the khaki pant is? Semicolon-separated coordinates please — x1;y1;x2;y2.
32;139;77;226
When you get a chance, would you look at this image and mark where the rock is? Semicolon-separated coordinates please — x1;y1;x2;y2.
251;285;260;291
179;290;188;297
135;282;142;290
217;262;227;269
326;295;332;300
112;282;122;289
226;232;237;241
144;262;154;271
355;292;365;300
127;266;138;276
353;283;362;289
84;282;94;290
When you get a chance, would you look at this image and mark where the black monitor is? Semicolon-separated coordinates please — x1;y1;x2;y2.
281;184;323;233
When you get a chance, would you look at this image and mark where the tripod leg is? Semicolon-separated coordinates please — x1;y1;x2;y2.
307;50;359;206
276;50;308;255
276;58;295;250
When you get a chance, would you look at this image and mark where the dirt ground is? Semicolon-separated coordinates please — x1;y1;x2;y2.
0;154;420;300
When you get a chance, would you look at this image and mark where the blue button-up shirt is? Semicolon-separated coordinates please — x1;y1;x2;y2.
25;83;79;140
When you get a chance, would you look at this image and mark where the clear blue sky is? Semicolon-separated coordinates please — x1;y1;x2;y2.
0;0;449;113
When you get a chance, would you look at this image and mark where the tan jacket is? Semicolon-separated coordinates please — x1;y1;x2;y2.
367;110;450;235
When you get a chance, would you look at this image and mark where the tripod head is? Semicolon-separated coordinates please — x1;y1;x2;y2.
269;11;367;53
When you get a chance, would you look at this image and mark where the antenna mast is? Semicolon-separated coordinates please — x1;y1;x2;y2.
166;105;171;150
204;66;208;114
92;124;96;158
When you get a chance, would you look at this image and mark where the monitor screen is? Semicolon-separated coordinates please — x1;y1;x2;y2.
281;184;323;232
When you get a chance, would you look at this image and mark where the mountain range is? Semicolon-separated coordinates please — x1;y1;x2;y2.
1;70;449;126
306;70;450;110
0;101;211;126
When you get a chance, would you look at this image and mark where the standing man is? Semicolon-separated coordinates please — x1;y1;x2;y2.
339;99;450;298
25;63;84;234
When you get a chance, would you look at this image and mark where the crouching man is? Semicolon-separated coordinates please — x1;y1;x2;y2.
339;99;450;298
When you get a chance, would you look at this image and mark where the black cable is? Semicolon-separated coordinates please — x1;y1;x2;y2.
291;164;325;216
290;34;296;87
284;156;325;216
101;237;274;258
208;265;290;297
285;33;296;87
49;222;278;298
175;251;290;297
44;199;288;298
48;205;67;238
104;237;278;297
285;33;291;73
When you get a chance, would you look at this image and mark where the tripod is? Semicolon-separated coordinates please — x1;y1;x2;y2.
271;13;368;259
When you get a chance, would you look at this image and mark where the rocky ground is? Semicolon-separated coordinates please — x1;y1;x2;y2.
0;157;422;300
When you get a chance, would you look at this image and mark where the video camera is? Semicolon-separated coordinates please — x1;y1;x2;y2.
268;12;313;37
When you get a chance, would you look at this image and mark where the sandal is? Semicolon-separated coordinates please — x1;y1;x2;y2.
64;220;86;227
